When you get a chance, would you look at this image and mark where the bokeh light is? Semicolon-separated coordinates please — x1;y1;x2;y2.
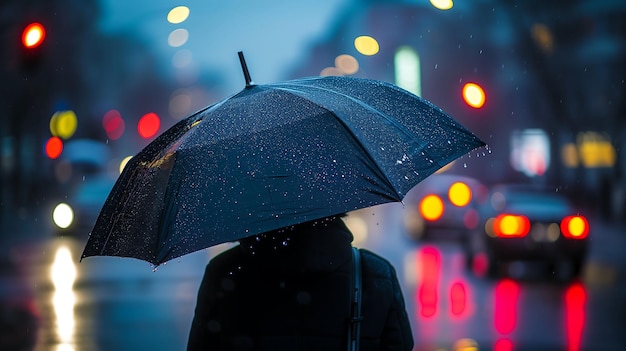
102;109;125;140
22;22;46;49
50;110;78;139
120;156;133;174
138;112;160;139
532;23;554;52
168;28;189;47
45;136;64;159
462;82;486;108
169;91;192;118
334;54;359;75
52;203;73;229
449;182;472;207
320;67;344;76
354;35;379;56
430;0;454;10
420;194;444;221
167;6;190;24
394;46;421;96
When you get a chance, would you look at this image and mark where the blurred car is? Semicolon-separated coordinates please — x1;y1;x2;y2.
52;174;116;236
466;184;590;278
403;173;488;242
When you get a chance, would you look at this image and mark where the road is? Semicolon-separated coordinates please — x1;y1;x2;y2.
1;204;625;351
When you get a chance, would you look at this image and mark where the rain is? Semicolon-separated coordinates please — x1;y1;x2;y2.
1;0;625;350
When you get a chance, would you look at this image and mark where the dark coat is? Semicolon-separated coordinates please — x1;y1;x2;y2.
187;217;414;351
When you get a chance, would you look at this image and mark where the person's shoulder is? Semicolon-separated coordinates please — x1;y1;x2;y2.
205;244;246;272
357;248;397;277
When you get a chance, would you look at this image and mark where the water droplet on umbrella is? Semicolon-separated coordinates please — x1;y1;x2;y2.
464;163;467;168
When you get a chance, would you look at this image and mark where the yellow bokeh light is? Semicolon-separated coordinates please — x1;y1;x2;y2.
335;54;359;75
354;36;379;56
499;215;521;235
420;194;444;221
50;110;78;140
430;0;454;10
568;217;586;237
167;6;190;24
532;23;554;52
448;182;472;207
120;156;133;174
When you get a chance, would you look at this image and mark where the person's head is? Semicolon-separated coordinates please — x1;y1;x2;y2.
239;214;347;254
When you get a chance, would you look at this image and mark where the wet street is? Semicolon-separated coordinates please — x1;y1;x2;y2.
3;204;626;351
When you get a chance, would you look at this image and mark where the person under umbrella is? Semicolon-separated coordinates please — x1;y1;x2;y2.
81;53;485;350
187;214;414;351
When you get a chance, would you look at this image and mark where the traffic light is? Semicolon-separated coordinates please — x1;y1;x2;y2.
20;22;47;71
22;22;46;49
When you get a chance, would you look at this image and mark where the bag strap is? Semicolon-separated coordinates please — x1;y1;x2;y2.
347;247;363;351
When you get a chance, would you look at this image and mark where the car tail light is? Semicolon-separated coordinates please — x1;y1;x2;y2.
560;215;589;239
493;214;530;238
448;182;472;207
420;194;444;221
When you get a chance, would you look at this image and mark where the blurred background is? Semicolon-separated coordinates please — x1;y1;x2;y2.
1;0;625;350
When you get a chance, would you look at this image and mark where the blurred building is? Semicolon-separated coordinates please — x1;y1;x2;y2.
0;0;178;236
290;0;626;220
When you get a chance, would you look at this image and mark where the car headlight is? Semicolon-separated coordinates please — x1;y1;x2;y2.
53;203;74;229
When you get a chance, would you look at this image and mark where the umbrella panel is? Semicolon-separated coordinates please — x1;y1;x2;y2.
82;76;484;265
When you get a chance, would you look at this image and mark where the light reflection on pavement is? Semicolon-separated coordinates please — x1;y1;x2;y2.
4;205;625;351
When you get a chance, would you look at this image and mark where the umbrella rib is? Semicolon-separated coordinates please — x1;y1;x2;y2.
271;84;407;201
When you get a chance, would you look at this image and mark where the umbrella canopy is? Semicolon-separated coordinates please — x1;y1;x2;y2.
82;53;485;266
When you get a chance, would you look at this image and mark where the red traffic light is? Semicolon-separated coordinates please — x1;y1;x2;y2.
22;23;46;49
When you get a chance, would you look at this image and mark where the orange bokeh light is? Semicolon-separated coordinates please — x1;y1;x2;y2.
45;136;63;159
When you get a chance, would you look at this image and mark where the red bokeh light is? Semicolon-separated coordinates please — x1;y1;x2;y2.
417;246;441;319
565;282;586;351
45;136;63;159
22;22;46;49
450;281;467;317
137;112;160;139
494;279;519;335
102;109;125;140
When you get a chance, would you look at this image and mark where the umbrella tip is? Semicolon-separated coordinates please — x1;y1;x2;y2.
238;51;255;88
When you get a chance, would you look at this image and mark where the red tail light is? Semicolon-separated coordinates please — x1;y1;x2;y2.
493;214;530;238
419;194;444;221
560;215;589;239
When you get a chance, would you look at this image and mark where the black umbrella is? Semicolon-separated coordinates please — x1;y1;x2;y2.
81;52;485;266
